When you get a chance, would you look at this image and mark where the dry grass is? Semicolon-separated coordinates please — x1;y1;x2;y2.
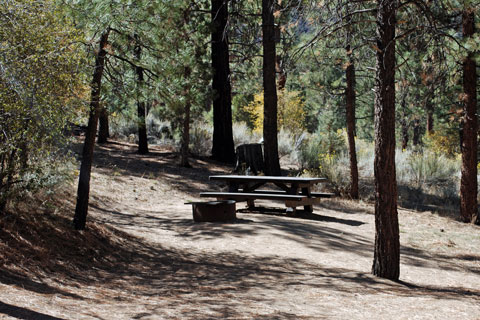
0;140;479;319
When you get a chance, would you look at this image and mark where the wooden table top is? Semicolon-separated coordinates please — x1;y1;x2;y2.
209;175;327;184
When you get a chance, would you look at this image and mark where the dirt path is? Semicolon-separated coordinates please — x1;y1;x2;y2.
1;141;480;319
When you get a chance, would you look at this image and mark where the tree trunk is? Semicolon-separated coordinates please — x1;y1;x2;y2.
180;66;192;168
400;85;409;150
372;0;400;280
211;0;235;163
412;117;421;146
73;31;109;230
98;107;109;144
460;9;478;224
262;0;281;176
345;45;359;199
426;99;434;135
135;36;149;155
276;55;287;90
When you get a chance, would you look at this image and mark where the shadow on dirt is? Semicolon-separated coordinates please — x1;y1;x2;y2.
0;301;66;320
89;141;233;197
1;197;479;319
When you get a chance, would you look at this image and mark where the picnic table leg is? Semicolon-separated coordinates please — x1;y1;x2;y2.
302;187;313;213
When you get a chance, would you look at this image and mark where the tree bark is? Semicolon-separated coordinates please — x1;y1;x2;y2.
412;117;421;146
399;83;409;150
372;0;400;280
134;37;149;155
276;55;287;90
73;31;109;230
345;45;359;199
426;99;434;135
98;107;109;143
211;0;235;163
460;9;478;224
262;0;281;176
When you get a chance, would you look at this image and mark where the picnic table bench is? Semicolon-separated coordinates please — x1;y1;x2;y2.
200;175;334;215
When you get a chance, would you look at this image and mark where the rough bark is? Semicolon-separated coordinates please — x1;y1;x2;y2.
73;31;109;230
98;107;109;144
262;0;281;176
134;37;149;155
460;9;478;224
346;45;359;199
211;0;235;163
372;0;400;280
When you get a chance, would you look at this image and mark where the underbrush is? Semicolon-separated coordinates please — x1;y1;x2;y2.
300;135;463;215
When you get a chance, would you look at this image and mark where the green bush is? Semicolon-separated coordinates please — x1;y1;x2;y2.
189;123;212;156
0;0;86;211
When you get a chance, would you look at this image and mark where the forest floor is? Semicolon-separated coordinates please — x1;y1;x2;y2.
1;140;480;319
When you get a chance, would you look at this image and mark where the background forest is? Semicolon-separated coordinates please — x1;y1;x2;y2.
0;0;479;225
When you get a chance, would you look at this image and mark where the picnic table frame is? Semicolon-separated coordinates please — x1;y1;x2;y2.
200;175;330;214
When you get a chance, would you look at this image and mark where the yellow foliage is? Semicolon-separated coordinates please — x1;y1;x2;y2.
243;89;306;136
423;129;460;158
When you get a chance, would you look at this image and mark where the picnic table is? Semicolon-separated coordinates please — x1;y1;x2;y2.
200;175;333;215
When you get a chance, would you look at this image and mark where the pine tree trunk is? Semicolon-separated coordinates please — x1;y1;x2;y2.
412;117;421;146
372;0;400;280
98;107;109;143
73;31;109;230
460;9;478;224
276;55;287;90
400;88;409;150
426;100;434;135
211;0;235;163
346;45;359;199
135;37;149;155
262;0;281;176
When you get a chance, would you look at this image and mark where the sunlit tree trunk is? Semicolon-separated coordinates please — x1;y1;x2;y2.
73;31;109;230
211;0;235;163
460;9;478;224
262;0;281;176
372;0;400;280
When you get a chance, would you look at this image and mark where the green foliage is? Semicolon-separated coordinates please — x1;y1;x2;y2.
0;0;86;210
401;151;460;188
189;122;212;156
297;129;347;170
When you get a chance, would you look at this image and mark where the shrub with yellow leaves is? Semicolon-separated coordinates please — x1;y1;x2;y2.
242;89;306;137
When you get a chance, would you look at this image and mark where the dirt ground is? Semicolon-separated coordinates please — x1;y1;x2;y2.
1;141;480;319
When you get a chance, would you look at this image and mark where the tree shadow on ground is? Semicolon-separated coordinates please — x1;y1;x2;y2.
0;301;66;320
2;201;479;319
89;199;480;284
88;141;232;197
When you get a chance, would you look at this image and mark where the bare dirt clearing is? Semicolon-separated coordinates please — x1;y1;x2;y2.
1;141;480;319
